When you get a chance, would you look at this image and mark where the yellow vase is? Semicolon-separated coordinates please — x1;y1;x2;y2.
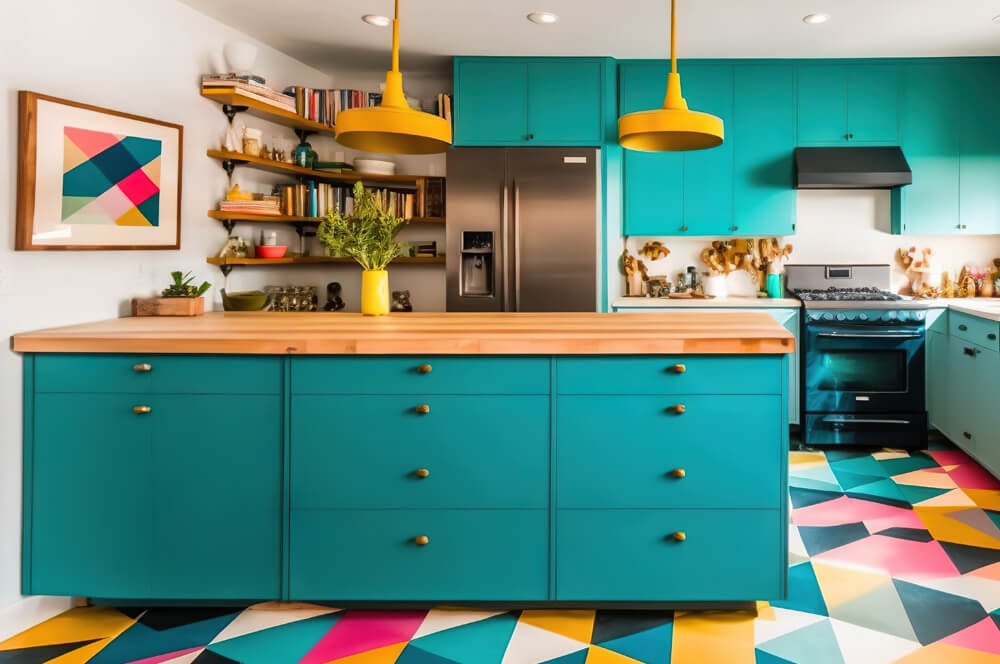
361;269;390;316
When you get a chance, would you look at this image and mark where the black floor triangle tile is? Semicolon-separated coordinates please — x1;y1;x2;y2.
874;527;934;542
193;651;241;664
790;487;843;509
844;491;912;509
798;522;869;557
139;606;243;631
0;639;99;664
940;541;1000;574
893;578;988;645
591;609;674;644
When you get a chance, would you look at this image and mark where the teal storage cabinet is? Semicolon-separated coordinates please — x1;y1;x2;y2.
960;63;1000;235
453;57;605;146
797;64;898;144
26;355;282;600
733;64;797;235
682;64;735;235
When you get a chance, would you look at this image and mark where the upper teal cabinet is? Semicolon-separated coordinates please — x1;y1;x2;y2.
797;64;898;145
959;63;1000;234
453;57;605;146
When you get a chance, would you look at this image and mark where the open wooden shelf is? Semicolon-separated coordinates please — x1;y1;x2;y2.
207;210;445;225
207;150;422;187
207;255;445;267
201;89;335;136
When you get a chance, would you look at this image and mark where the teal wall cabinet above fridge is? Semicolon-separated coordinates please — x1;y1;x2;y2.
453;58;607;146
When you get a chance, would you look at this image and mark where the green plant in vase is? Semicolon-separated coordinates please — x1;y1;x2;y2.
317;181;407;315
161;271;211;298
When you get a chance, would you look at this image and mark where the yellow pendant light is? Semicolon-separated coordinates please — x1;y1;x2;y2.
335;0;452;154
618;0;723;151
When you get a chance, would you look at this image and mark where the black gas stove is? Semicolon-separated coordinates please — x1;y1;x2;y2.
794;286;903;302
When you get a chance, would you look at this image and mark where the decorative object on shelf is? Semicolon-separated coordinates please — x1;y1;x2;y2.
333;0;452;154
941;271;957;298
15;91;182;250
217;235;251;258
354;159;396;176
242;127;262;157
622;248;648;296
225;184;253;201
646;277;671;297
325;282;346;311
260;230;278;246
263;285;317;312
391;290;413;312
957;266;977;297
293;140;317;169
617;0;724;152
317;182;407;315
399;240;437;257
639;241;670;261
222;117;243;152
223;41;258;77
132;271;210;316
220;289;268;311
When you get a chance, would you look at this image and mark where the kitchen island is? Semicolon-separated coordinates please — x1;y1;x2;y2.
14;312;793;605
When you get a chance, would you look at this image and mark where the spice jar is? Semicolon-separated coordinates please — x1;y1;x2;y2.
242;127;262;157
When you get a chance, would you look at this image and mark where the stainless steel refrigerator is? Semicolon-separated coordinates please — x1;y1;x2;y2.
446;148;599;312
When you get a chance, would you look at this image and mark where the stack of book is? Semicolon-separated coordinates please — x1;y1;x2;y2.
372;188;416;220
283;87;382;127
219;196;281;216
278;182;355;219
201;75;296;112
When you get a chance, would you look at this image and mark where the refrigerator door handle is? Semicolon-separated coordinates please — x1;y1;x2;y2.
501;182;510;311
513;180;521;312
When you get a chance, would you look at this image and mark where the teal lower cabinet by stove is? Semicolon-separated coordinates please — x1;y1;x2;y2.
23;352;787;603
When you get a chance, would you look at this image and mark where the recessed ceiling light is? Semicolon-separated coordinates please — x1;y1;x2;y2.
527;11;559;25
802;13;830;24
361;14;391;27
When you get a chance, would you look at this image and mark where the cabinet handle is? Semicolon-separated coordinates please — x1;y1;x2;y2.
667;364;687;374
414;468;430;478
961;224;968;230
414;535;430;546
964;347;980;357
668;468;686;478
731;225;738;232
964;432;972;440
959;324;968;331
416;364;433;374
133;363;152;372
680;225;689;232
670;531;687;542
667;404;687;415
132;405;151;414
527;133;534;140
415;404;431;415
989;334;997;341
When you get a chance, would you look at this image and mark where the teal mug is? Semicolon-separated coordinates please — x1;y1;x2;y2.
766;273;784;298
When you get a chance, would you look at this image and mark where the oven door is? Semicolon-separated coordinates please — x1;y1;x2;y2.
803;322;925;414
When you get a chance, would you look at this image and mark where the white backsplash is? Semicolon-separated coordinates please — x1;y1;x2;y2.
622;189;1000;296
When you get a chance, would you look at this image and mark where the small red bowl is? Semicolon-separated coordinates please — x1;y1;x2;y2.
255;245;287;259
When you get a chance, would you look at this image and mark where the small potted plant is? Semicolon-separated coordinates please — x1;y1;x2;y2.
132;271;211;316
317;181;407;315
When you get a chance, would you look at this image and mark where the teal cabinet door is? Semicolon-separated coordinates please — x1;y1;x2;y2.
960;62;1000;234
454;60;528;144
926;331;951;436
556;509;782;601
894;63;961;234
527;60;602;144
682;64;734;234
770;309;800;425
30;394;152;597
797;65;847;144
733;64;796;235
621;62;683;235
847;65;899;143
151;395;281;599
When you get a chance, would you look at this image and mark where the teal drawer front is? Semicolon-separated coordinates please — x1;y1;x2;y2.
951;312;1000;352
556;356;781;395
292;357;550;394
33;354;281;394
557;395;781;508
290;509;549;600
556;509;782;601
292;395;549;508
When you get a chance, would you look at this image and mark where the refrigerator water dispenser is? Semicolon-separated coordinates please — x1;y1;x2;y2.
460;231;494;297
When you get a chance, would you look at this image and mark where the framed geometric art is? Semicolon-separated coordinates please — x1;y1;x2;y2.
16;91;183;250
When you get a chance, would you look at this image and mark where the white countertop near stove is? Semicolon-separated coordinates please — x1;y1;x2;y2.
612;296;802;309
936;298;1000;322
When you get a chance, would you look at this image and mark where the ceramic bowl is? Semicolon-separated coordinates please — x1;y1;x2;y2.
354;159;396;175
220;289;268;311
255;245;287;259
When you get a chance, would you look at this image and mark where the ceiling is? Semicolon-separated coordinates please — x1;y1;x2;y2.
181;0;1000;77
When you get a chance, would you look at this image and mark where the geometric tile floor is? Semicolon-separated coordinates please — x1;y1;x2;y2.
5;442;1000;663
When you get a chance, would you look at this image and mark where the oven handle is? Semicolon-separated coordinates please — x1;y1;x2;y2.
822;416;913;425
816;332;923;340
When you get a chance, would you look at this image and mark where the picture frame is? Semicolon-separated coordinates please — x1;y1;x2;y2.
16;91;183;250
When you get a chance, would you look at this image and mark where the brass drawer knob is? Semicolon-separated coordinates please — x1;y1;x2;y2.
668;404;686;414
417;364;433;374
415;404;431;415
670;531;687;542
668;468;686;478
132;405;151;414
668;364;686;374
415;468;430;478
414;535;430;546
133;363;152;372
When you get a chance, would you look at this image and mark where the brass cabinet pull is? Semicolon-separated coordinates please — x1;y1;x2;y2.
680;225;688;232
133;363;152;372
668;468;686;478
132;405;151;414
414;468;430;478
668;404;686;415
417;364;433;374
668;364;687;374
670;531;687;542
414;535;430;546
415;404;431;415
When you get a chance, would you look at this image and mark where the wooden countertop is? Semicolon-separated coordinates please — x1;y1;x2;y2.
11;311;795;355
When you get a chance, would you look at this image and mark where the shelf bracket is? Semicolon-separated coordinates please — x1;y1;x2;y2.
220;158;246;179
222;219;236;234
294;128;316;145
294;223;318;238
222;104;248;124
218;264;234;277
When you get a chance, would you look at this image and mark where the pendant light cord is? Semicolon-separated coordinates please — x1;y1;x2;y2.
391;0;400;73
669;0;677;74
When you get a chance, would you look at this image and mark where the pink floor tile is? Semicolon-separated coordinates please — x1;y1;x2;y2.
299;610;426;664
941;617;1000;655
947;464;1000;491
814;535;961;580
793;496;917;528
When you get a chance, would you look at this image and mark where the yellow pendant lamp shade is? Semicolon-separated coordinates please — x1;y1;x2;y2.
335;0;452;154
618;0;723;152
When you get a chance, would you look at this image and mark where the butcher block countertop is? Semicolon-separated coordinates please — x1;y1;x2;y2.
11;311;795;355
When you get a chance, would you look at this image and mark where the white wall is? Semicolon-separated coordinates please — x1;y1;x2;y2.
623;190;1000;296
0;0;447;638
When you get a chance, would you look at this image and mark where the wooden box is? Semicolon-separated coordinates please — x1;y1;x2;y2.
131;297;205;317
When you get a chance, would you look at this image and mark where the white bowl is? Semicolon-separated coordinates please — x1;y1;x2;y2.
354;159;396;175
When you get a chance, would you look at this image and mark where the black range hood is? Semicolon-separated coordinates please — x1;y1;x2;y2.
795;146;912;189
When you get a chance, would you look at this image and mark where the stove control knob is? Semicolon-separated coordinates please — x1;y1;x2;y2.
836;313;847;321
823;313;834;321
888;311;898;319
914;311;925;320
858;313;869;321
